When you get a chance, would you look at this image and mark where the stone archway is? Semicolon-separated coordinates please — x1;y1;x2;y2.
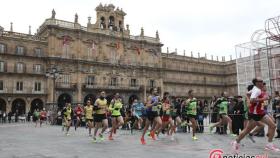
30;98;44;113
0;98;6;112
12;98;26;115
84;94;96;105
57;93;72;109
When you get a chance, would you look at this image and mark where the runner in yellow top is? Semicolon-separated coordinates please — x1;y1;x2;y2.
84;100;94;137
62;103;73;136
93;91;108;142
108;93;124;140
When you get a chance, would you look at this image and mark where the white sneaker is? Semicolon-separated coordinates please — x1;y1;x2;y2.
265;144;280;152
171;135;175;141
231;141;240;154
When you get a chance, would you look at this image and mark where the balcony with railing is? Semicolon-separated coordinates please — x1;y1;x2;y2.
0;31;47;42
37;19;160;44
55;82;77;90
163;78;225;86
1;65;45;76
82;83;141;91
0;87;47;95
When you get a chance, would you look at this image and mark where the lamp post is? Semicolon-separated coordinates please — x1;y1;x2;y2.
46;67;62;110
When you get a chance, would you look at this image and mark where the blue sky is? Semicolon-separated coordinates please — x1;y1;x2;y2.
1;0;280;60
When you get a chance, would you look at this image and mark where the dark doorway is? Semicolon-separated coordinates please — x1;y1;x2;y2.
57;93;72;109
0;98;6;112
12;98;26;115
30;98;44;113
84;94;96;105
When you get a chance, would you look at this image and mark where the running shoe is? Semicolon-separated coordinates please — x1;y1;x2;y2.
265;144;280;152
66;133;70;136
231;141;240;154
108;135;114;141
140;137;146;145
209;126;213;133
192;136;198;141
89;134;92;137
92;137;98;143
98;134;105;141
180;122;187;127
146;131;151;137
170;135;175;141
230;133;237;137
150;131;156;140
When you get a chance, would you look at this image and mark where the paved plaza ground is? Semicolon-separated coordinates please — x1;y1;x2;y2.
0;123;279;158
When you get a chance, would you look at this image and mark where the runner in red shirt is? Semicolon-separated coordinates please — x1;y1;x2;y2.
74;104;83;131
232;78;279;153
39;108;47;127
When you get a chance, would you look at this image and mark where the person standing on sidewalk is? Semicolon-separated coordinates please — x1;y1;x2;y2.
272;91;280;138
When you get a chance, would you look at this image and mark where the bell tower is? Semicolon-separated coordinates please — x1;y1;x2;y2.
89;3;127;33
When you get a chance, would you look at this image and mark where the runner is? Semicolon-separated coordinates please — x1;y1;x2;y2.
108;93;124;140
161;92;174;140
232;78;280;153
61;106;66;132
93;91;108;143
62;103;73;136
209;91;236;137
140;88;162;145
33;109;40;128
170;97;182;138
74;104;83;131
84;101;94;136
132;99;145;130
39;108;47;127
184;90;198;140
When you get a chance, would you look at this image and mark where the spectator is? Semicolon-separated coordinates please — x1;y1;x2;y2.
0;110;2;123
272;91;280;138
210;96;220;133
197;100;204;133
15;110;19;122
27;111;32;122
2;111;7;123
8;111;12;123
232;96;245;135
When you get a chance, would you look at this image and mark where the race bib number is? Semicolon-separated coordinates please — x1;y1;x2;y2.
166;110;170;115
152;106;158;112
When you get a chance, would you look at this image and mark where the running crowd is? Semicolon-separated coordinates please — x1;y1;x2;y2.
30;77;280;153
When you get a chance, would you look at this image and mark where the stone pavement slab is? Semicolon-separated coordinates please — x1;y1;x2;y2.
0;123;279;158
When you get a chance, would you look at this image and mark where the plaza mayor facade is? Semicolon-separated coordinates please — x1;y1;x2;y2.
0;4;237;114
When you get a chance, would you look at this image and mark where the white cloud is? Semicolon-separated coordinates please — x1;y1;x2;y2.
1;0;280;59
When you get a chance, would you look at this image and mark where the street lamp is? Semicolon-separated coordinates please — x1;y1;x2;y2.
46;67;62;110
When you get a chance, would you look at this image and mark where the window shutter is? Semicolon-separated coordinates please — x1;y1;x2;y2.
33;64;35;73
23;47;26;55
4;62;7;72
4;44;7;54
23;63;26;73
14;63;17;73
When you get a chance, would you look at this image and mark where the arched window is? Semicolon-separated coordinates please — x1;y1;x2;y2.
108;16;115;30
0;43;6;54
100;17;106;29
119;21;123;32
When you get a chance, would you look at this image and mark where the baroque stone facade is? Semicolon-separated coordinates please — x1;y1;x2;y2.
0;4;237;114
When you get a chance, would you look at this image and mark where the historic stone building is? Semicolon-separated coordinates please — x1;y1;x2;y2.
0;4;237;115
